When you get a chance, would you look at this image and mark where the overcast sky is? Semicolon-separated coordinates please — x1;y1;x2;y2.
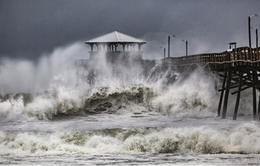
1;0;260;60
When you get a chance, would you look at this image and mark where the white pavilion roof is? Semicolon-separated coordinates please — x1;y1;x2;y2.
85;31;146;44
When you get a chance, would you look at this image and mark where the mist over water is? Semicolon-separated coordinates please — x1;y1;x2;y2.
0;42;87;93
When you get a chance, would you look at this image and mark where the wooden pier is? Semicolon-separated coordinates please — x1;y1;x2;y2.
161;46;260;120
79;32;260;120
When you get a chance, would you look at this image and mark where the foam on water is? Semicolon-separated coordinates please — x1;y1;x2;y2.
1;122;260;155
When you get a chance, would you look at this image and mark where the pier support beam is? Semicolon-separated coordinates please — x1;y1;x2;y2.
218;71;227;117
252;70;257;120
222;68;232;119
258;93;260;120
217;66;260;120
233;71;243;120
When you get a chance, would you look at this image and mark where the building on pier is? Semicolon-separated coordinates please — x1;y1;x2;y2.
76;31;154;84
85;31;146;63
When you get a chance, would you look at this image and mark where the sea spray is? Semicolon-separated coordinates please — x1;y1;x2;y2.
0;41;219;121
0;42;86;94
0;84;155;121
0;52;254;121
149;68;218;118
0;73;220;121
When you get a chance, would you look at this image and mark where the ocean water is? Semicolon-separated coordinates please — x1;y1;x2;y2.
1;43;260;165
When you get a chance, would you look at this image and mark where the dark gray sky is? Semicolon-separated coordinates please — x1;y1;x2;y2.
1;0;260;60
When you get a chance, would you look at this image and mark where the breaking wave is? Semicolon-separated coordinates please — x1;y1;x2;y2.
0;66;253;121
1;122;260;155
0;70;219;121
0;85;147;121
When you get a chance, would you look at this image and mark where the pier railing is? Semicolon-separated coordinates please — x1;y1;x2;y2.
162;47;260;71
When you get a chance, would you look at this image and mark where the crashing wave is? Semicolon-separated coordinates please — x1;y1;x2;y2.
1;122;260;155
0;85;156;121
0;77;219;121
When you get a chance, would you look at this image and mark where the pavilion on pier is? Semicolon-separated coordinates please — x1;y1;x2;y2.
85;31;146;62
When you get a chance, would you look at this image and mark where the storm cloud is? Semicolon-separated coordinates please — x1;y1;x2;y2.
0;0;260;60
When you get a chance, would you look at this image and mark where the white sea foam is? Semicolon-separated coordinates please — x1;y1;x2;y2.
1;122;260;155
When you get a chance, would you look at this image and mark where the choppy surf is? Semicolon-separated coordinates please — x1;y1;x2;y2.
0;43;258;166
